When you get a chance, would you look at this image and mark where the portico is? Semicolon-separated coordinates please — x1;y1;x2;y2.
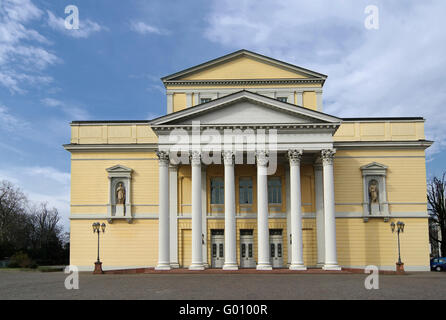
151;90;342;270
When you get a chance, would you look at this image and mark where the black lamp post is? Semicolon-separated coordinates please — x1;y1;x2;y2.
390;221;405;273
92;222;106;274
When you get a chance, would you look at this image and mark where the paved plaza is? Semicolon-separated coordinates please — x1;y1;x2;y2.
0;269;445;300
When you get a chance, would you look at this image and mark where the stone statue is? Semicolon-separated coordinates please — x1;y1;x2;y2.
369;180;379;203
116;182;126;205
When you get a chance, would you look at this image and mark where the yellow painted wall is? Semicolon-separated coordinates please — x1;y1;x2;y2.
71;124;157;144
333;149;427;214
337;218;429;268
70;152;159;213
179;56;309;80
303;91;317;110
173;93;187;112
70;219;158;267
334;121;425;141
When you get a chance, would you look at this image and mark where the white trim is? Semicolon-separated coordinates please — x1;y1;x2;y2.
69;212;428;220
334;141;433;149
335;212;428;218
70;213;159;220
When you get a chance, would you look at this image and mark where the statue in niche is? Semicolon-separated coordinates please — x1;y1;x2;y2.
368;179;380;215
116;182;126;205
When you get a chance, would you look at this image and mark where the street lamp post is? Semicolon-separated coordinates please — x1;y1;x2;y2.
92;222;106;274
390;221;405;273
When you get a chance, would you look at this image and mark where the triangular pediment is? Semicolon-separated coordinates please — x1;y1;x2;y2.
106;165;133;173
162;50;327;82
150;91;341;126
360;162;388;170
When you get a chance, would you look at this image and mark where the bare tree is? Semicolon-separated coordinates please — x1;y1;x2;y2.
0;181;29;256
427;173;446;257
0;180;68;264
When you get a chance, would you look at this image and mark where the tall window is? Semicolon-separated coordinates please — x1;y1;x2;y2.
239;177;253;204
268;177;282;204
210;177;224;204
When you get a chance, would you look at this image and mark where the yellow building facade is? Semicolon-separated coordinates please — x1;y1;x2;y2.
65;50;432;271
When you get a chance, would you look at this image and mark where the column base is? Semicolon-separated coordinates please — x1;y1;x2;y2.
189;264;205;271
322;264;341;271
93;261;103;274
289;264;307;271
155;263;171;271
223;263;239;271
170;263;180;269
316;263;325;268
256;263;272;271
203;263;209;269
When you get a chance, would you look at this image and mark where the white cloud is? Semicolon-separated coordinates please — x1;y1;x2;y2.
47;10;106;39
130;21;168;35
0;104;28;131
41;97;90;120
204;0;446;157
0;0;58;93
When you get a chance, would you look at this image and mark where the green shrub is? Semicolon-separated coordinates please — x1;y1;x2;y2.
8;252;36;269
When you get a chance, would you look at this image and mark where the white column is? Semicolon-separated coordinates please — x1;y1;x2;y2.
169;164;179;268
288;92;295;104
186;93;192;108
296;90;303;106
285;165;291;265
193;92;200;105
314;162;325;267
156;151;170;270
201;166;208;268
223;151;238;270
316;90;323;112
256;151;272;270
288;150;306;270
167;93;173;114
321;149;341;270
190;151;204;270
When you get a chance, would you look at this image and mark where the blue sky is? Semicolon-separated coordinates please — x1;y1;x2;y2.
1;0;445;229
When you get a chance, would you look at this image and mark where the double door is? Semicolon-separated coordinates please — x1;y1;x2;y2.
211;231;224;268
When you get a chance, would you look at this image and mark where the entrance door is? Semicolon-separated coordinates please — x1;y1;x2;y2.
240;230;255;268
211;230;224;268
269;229;283;268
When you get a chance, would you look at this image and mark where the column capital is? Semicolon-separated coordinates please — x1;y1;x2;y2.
256;150;269;166
190;150;202;166
287;149;303;166
222;150;234;166
156;151;170;166
321;149;336;165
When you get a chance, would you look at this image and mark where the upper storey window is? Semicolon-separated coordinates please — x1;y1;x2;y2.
276;97;288;103
268;177;282;204
210;177;224;204
200;98;212;104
